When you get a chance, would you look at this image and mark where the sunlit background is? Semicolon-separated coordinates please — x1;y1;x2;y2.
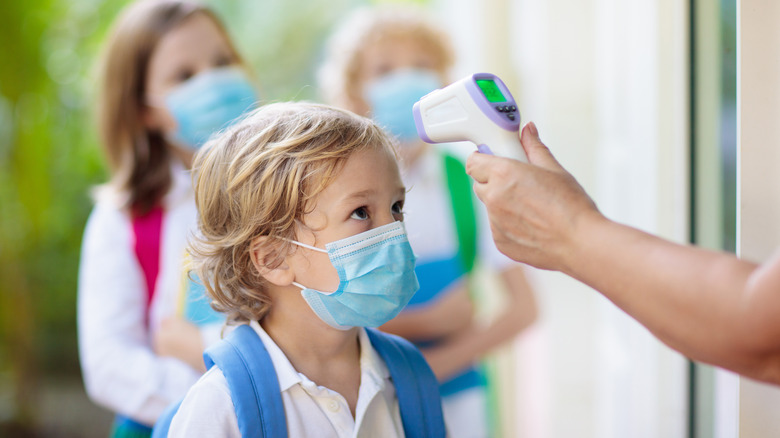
0;0;757;437
2;1;369;436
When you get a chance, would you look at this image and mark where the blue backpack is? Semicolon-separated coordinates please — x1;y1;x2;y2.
152;324;445;438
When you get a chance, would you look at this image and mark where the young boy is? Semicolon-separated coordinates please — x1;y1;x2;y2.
318;6;538;437
166;102;444;437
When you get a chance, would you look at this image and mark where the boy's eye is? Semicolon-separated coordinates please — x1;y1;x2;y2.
350;207;369;221
372;63;392;78
392;201;404;216
175;68;194;83
213;52;235;67
415;58;435;70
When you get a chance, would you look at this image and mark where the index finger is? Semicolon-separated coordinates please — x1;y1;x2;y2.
465;151;499;183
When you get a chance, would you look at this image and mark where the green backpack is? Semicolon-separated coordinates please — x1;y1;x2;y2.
442;152;478;274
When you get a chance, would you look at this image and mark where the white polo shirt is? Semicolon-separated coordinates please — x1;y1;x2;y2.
168;320;405;438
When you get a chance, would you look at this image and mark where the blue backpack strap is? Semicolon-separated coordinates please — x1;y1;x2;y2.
151;325;286;438
365;328;446;438
150;400;182;438
202;324;288;438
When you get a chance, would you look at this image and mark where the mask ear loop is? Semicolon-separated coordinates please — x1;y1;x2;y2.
282;237;328;291
286;239;328;254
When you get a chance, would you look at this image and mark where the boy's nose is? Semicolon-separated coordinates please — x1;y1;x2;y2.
375;211;398;228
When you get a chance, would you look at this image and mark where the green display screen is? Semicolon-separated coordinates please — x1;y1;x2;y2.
476;79;506;102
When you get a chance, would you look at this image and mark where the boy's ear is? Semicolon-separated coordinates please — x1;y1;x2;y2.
250;236;294;287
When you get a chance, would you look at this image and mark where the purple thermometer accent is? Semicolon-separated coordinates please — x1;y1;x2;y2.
464;73;520;132
477;144;494;155
413;101;433;143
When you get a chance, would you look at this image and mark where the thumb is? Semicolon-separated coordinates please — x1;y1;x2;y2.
521;122;564;171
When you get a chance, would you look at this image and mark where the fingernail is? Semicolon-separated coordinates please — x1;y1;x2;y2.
520;124;529;142
528;121;538;137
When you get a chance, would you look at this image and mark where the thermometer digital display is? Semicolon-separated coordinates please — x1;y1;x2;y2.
475;79;506;102
413;73;526;161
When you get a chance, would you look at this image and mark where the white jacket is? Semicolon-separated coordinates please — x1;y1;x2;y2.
78;162;221;425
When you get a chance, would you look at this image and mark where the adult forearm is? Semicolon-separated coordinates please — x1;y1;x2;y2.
565;214;761;372
468;124;780;382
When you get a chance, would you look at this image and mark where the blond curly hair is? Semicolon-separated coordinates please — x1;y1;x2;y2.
317;5;454;112
188;102;397;323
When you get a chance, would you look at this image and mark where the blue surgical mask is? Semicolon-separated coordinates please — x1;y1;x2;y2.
290;221;419;330
364;68;441;143
163;66;258;148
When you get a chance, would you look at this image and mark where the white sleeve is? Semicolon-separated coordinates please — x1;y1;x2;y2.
168;367;241;438
77;203;201;425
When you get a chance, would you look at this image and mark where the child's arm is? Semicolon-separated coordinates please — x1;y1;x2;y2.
496;265;538;335
155;254;224;371
420;265;537;381
153;317;208;372
381;283;474;340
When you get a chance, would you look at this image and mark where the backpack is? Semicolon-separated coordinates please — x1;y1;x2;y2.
442;151;478;275
152;324;446;438
132;205;165;328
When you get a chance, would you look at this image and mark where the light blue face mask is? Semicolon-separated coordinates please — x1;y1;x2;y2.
364;68;441;143
163;66;258;148
290;221;420;330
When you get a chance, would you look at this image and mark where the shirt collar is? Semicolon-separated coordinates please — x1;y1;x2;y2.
248;320;301;392
358;328;391;385
247;321;390;392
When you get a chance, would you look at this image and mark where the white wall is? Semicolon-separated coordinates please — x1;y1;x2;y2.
430;0;690;436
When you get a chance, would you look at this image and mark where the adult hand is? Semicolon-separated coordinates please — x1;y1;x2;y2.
466;122;602;272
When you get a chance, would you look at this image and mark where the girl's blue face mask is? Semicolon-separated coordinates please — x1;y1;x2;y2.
364;68;442;143
162;66;258;148
290;221;420;330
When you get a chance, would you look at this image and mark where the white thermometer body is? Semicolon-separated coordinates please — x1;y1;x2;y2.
413;73;526;161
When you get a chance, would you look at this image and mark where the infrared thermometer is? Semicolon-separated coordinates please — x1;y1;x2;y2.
413;73;527;161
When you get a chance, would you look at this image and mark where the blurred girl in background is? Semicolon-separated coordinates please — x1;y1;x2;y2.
319;6;538;437
77;1;258;436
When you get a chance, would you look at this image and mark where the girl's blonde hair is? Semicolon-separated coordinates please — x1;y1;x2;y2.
96;0;245;215
189;102;397;323
317;5;454;111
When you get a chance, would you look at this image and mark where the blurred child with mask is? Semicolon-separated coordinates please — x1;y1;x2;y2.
319;6;538;437
77;1;259;436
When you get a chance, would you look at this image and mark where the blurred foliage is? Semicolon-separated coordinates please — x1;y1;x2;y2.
720;0;737;253
1;0;120;429
211;0;364;102
0;0;392;431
